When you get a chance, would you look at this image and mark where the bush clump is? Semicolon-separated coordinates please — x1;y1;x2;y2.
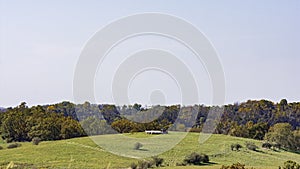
152;156;164;167
137;160;153;169
130;162;137;169
0;145;3;150
279;160;300;169
32;137;41;145
220;162;256;169
183;152;209;165
245;142;258;151
7;143;21;149
231;143;242;151
272;142;281;149
134;142;143;150
262;142;272;149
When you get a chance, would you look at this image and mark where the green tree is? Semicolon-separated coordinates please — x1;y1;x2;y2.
264;123;295;150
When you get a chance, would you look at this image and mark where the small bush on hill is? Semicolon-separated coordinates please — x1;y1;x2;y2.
273;142;281;149
279;160;300;169
220;162;256;169
245;142;258;151
137;160;153;169
183;152;209;165
134;142;143;150
130;162;137;169
231;143;242;151
262;142;272;149
32;137;41;145
0;145;3;150
152;156;164;167
7;143;21;149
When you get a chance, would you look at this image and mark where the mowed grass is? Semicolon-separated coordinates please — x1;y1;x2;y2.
0;132;299;169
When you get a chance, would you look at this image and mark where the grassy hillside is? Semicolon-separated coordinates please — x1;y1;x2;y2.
0;132;299;169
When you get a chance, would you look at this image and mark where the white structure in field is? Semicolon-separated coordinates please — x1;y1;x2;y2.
145;130;168;134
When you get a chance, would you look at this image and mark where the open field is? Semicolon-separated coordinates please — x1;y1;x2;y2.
0;132;299;168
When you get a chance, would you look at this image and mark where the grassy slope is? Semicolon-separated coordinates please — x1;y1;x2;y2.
0;132;299;169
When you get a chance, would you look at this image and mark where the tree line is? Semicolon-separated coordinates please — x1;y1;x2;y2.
0;99;299;150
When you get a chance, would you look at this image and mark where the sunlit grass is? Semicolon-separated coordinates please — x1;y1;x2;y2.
0;132;299;168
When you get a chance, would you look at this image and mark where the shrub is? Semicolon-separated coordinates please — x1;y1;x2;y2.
152;156;164;167
7;143;21;149
279;160;300;169
32;137;41;145
262;142;272;149
183;152;209;165
220;162;256;169
137;160;153;169
231;143;242;151
184;152;201;165
201;154;209;163
245;142;258;151
0;145;3;150
134;142;143;150
221;162;245;169
130;162;137;169
273;142;282;149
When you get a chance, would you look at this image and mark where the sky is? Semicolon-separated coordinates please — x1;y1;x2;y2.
0;0;299;107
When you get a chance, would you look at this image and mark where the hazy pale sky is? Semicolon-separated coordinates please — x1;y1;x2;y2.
0;0;299;107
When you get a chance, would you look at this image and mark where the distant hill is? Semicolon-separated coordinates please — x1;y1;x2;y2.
0;132;299;168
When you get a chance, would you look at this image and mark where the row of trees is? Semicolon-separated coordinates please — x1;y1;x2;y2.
0;102;85;142
0;99;299;150
191;99;300;139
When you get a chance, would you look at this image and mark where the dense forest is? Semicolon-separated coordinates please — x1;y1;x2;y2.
0;99;299;151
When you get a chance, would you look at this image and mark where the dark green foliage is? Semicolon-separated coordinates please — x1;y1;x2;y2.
60;117;85;139
184;152;201;165
152;156;164;167
134;142;143;150
201;154;209;163
109;105;179;133
80;117;116;135
245;142;258;151
32;137;41;145
231;143;242;151
264;123;300;151
262;142;272;149
220;162;255;169
0;145;3;150
7;143;21;149
216;100;300;139
0;102;85;142
130;162;137;169
273;143;282;149
279;160;300;169
183;152;209;165
137;160;153;169
1;99;300;146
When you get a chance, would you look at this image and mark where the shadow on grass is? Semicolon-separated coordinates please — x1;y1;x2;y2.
135;148;149;151
254;149;267;154
189;162;218;166
271;148;280;152
203;162;218;165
